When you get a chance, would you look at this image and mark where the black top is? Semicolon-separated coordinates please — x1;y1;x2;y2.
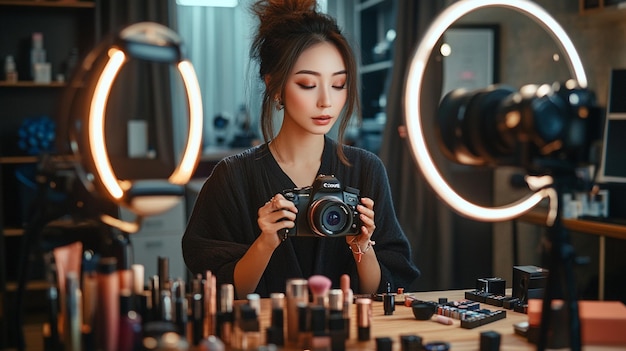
182;136;420;297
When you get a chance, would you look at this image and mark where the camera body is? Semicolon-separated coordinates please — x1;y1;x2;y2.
279;174;361;238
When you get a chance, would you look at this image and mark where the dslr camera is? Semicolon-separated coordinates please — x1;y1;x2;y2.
278;174;361;238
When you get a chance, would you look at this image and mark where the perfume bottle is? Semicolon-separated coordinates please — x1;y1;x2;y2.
4;55;17;83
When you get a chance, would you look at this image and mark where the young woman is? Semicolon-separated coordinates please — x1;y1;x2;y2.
182;0;420;298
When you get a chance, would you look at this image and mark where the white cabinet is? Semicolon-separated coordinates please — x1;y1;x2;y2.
120;200;187;284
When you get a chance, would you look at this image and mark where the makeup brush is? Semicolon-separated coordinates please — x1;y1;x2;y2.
308;275;332;307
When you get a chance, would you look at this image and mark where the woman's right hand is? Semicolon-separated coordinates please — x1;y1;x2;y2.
257;193;298;249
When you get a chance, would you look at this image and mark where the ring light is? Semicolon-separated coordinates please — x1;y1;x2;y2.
404;0;586;222
66;22;203;231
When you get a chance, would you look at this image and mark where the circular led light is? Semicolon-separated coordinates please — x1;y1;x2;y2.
404;0;586;221
64;22;203;230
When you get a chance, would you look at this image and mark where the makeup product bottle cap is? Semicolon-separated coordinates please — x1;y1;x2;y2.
328;289;343;315
131;264;145;295
400;334;423;351
220;284;234;313
376;337;393;351
270;292;285;309
480;330;501;351
383;292;395;315
423;341;451;351
412;302;435;320
247;293;261;317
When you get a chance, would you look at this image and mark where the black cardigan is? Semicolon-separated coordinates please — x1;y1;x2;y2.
182;136;420;297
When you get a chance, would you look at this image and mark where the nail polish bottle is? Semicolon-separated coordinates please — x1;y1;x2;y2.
265;292;285;346
118;292;142;351
234;304;261;350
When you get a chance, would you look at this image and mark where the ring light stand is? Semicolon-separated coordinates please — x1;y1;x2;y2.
404;1;587;350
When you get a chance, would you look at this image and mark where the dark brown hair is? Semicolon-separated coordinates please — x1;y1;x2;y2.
250;0;360;164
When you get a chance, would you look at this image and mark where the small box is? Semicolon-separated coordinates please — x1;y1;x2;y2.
512;265;548;303
527;299;626;346
476;277;506;295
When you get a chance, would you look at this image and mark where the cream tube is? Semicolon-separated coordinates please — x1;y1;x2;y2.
96;257;119;351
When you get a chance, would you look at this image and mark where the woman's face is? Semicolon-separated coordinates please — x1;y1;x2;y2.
281;41;348;136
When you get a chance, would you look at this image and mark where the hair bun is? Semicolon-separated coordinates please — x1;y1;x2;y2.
252;0;318;23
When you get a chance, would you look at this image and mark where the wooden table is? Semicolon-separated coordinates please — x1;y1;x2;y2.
19;289;624;351
253;289;623;351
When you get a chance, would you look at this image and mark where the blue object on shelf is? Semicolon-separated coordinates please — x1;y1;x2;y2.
17;115;56;155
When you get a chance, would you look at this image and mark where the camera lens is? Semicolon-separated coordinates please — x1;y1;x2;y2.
325;209;342;226
437;85;517;166
308;197;352;236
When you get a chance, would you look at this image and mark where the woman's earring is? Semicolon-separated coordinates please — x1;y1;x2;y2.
274;97;284;111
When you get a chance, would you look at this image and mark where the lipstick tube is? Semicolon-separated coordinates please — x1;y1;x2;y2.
172;278;187;335
343;288;353;339
328;289;343;317
150;275;160;321
64;272;82;351
356;298;372;341
328;289;346;351
203;271;217;337
286;278;308;344
217;283;234;345
131;264;144;295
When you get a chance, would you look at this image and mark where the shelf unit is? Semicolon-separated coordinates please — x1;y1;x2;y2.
1;2;98;348
355;0;396;120
0;0;97;231
353;0;396;154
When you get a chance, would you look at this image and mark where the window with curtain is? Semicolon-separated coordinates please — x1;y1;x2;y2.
176;2;259;150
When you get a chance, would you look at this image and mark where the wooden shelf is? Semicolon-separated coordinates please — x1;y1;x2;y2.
520;209;626;240
3;228;25;237
0;155;78;164
0;0;94;8
6;279;51;292
0;156;39;164
0;81;66;88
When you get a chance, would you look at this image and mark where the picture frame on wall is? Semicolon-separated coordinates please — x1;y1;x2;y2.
441;24;500;96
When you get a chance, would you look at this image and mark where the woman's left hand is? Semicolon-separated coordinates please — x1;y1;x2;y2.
347;197;375;246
